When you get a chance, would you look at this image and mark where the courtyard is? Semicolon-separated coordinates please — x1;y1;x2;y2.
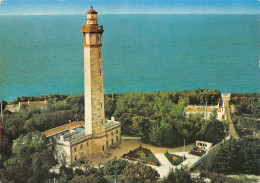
105;138;201;178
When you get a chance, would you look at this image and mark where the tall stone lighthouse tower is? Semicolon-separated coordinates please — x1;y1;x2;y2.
43;7;121;159
81;6;106;150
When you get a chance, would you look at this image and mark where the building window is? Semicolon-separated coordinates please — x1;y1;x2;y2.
116;136;119;142
102;145;105;151
81;152;83;159
87;142;89;147
111;131;113;136
81;144;83;149
111;139;114;145
106;140;108;145
97;35;99;42
74;147;77;152
100;70;101;76
99;52;101;58
75;157;77;161
116;129;118;134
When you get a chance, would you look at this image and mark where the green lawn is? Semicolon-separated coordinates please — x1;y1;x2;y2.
122;146;160;166
164;153;185;166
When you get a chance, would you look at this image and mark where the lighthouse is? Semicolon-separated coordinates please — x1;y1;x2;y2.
82;7;106;137
43;7;121;164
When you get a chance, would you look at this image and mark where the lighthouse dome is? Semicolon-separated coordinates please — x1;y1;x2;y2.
87;6;98;14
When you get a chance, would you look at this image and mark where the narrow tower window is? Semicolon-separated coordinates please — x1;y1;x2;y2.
100;70;101;76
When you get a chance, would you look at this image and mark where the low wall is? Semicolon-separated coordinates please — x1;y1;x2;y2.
121;136;141;140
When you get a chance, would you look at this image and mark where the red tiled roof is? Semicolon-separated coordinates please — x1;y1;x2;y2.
20;101;49;106
186;107;222;113
43;121;85;137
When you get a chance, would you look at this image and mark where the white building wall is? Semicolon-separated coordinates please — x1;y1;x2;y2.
196;141;213;151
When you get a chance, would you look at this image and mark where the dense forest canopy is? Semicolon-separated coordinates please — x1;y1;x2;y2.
230;93;260;117
200;136;260;175
230;93;260;137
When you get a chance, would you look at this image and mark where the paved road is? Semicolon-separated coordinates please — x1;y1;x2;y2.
222;94;240;140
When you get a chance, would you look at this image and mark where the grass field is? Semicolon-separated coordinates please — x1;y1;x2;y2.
164;153;185;166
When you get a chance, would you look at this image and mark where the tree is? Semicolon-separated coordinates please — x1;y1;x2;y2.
29;149;56;182
0;100;7;111
89;153;107;169
57;165;74;183
200;136;260;175
161;168;201;183
197;119;226;144
104;159;127;176
118;113;133;135
2;157;31;182
12;131;46;155
2;132;56;183
69;174;108;183
150;122;182;147
104;95;117;118
124;162;160;183
132;116;151;141
200;170;244;183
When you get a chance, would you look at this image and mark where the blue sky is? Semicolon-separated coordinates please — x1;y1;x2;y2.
0;0;259;15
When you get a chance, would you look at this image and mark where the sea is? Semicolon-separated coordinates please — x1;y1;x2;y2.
0;15;259;102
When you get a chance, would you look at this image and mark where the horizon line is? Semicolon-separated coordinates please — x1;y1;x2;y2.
1;13;260;16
